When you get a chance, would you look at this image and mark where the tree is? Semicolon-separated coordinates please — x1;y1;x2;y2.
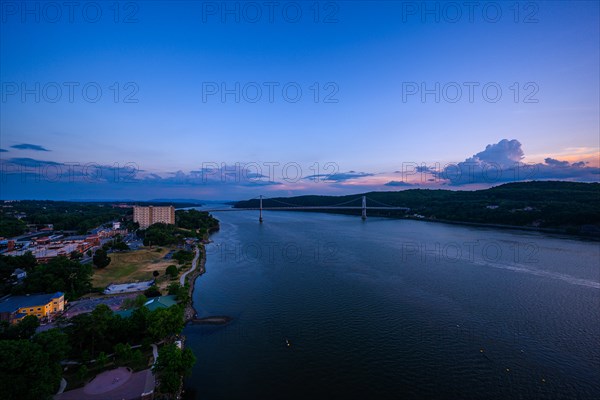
0;340;62;400
22;256;93;300
96;351;108;369
65;304;114;358
147;306;185;341
168;283;189;303
0;252;37;296
0;216;27;237
86;249;93;257
32;329;70;363
121;294;146;309
141;223;181;246
0;315;39;340
114;342;133;364
32;329;71;363
70;251;83;260
172;250;193;265
144;285;161;298
76;365;89;382
132;294;148;309
93;249;111;269
153;343;196;394
153;270;160;278
166;265;178;278
112;241;129;251
131;349;146;369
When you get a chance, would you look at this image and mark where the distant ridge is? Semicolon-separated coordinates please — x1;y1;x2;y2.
234;181;600;237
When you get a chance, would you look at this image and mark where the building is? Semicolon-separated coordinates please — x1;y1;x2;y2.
11;268;27;281
5;239;96;262
0;292;65;324
114;295;178;318
133;206;175;229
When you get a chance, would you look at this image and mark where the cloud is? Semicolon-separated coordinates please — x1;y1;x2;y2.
1;145;597;201
5;157;61;167
303;171;374;182
416;166;435;173
384;181;413;187
0;158;139;183
11;143;50;152
437;139;599;185
544;158;569;167
0;148;8;152
471;139;523;166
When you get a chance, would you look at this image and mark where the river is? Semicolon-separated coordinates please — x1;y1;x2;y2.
182;209;600;399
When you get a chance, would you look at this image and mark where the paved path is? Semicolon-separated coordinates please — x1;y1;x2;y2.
56;378;67;394
180;246;200;285
151;344;159;366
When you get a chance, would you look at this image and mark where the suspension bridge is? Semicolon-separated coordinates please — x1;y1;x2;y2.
202;195;410;223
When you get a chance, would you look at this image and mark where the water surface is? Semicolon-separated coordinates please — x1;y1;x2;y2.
183;210;600;399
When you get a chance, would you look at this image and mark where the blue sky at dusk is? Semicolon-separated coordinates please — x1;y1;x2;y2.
1;1;598;200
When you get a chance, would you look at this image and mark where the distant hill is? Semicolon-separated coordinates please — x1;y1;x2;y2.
234;181;600;236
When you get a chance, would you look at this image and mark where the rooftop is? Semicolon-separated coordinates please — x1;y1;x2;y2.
144;295;178;311
114;295;178;318
0;292;64;313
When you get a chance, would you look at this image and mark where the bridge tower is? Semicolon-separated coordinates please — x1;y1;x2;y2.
259;195;263;223
361;196;367;220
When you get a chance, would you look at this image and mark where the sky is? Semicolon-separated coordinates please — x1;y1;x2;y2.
1;1;599;200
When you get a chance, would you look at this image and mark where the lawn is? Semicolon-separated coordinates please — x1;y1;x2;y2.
92;247;180;288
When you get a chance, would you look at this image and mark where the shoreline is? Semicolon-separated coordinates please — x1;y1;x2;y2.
183;246;206;323
183;224;219;323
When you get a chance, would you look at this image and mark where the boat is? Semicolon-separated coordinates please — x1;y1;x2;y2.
285;338;291;347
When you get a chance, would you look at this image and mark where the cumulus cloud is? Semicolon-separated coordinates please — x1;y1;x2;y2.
438;139;599;185
11;143;50;151
544;158;569;167
472;139;524;166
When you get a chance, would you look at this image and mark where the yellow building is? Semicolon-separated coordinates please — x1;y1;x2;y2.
0;292;65;324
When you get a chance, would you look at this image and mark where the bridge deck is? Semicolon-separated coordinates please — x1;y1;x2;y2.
203;206;410;212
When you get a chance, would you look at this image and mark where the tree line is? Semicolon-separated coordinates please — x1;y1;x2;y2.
234;181;600;235
0;297;192;400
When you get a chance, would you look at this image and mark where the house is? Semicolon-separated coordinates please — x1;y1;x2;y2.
0;292;65;324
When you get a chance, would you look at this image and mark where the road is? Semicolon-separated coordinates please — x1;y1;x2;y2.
180;246;200;286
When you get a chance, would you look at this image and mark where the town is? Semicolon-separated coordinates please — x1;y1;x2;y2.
0;201;219;400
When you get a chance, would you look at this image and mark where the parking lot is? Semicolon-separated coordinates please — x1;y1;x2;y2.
64;294;137;318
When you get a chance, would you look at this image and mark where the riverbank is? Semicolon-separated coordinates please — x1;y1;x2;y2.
183;245;206;323
182;222;219;322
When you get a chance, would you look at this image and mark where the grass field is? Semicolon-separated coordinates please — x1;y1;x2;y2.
92;247;184;289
